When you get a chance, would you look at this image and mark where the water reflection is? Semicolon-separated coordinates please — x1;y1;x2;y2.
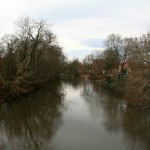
61;76;83;90
122;106;150;150
81;81;150;150
0;78;150;150
0;81;64;150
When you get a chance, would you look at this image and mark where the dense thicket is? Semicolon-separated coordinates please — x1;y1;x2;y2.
82;33;150;108
0;18;67;100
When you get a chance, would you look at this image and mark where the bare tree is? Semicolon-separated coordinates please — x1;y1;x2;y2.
0;17;66;99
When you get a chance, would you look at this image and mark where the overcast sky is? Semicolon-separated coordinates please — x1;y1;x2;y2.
0;0;150;60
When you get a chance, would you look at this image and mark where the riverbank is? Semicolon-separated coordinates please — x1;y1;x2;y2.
90;76;150;109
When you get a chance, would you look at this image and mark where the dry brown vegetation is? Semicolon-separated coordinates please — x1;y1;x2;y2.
0;18;67;101
82;33;150;108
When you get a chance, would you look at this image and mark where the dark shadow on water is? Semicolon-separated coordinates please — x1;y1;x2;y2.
0;80;65;150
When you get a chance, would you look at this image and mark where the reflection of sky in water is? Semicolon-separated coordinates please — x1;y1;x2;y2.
0;79;150;150
50;84;124;150
51;80;150;150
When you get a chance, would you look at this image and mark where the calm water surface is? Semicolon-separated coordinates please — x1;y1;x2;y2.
0;78;150;150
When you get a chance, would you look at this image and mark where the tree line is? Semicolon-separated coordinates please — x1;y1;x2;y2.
81;33;150;108
0;18;68;101
0;18;149;107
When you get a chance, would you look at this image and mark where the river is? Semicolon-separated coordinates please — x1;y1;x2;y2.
0;77;150;150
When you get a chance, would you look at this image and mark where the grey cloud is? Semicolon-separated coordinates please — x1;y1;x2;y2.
30;1;122;22
30;0;150;25
81;38;104;48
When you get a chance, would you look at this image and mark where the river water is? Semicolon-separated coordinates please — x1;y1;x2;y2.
0;77;150;150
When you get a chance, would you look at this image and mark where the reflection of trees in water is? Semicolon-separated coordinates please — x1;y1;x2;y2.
82;81;124;132
61;77;84;90
81;81;150;150
122;106;150;150
0;81;64;150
